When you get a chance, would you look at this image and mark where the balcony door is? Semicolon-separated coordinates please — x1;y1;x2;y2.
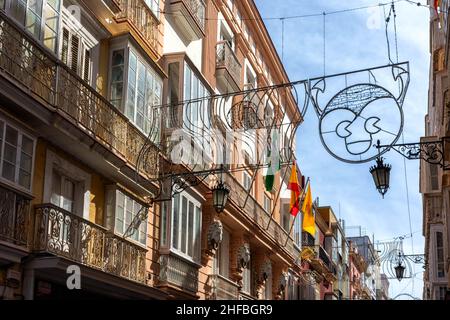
43;151;91;256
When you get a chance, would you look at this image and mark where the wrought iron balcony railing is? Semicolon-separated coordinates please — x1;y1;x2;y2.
319;246;332;271
216;41;242;89
115;0;159;50
208;274;239;300
33;204;147;283
302;232;315;247
158;253;199;293
0;13;159;179
172;0;205;30
223;173;298;258
0;185;31;247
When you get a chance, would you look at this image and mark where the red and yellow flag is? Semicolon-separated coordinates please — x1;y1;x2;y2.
288;162;301;217
302;183;316;237
435;0;441;16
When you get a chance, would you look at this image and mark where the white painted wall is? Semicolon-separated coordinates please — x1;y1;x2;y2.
163;20;203;71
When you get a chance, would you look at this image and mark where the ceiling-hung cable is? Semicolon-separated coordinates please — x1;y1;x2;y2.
281;17;285;63
323;12;326;76
393;1;416;294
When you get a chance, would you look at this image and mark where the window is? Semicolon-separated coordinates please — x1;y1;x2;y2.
430;164;439;190
50;171;75;212
282;202;292;233
0;120;35;191
438;287;447;300
144;0;159;19
10;0;61;52
171;192;202;261
242;261;252;295
263;194;271;213
60;26;92;82
183;62;212;159
243;171;252;192
436;231;445;278
106;189;148;246
109;44;163;142
215;229;230;278
44;151;91;219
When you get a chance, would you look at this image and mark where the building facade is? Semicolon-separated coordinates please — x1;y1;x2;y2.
0;0;309;300
422;0;450;301
347;236;381;300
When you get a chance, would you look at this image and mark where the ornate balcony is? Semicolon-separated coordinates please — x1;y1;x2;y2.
168;0;206;42
158;253;199;294
208;274;239;300
0;13;159;180
115;0;160;51
216;41;242;92
33;204;147;283
0;185;31;247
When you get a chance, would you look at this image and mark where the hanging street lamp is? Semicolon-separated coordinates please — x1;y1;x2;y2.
370;141;392;198
394;262;406;282
212;181;230;214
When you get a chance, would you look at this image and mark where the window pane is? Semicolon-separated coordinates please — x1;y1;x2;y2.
187;201;194;257
2;126;18;182
116;192;125;234
26;10;42;39
136;61;146;131
194;206;201;261
125;197;134;237
181;196;188;254
126;52;138;120
11;0;27;25
139;206;147;245
62;178;75;212
172;193;180;250
161;202;168;246
111;50;125;108
50;170;62;207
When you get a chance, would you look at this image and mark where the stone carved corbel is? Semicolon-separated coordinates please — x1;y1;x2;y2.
237;243;251;270
206;220;223;255
260;260;272;282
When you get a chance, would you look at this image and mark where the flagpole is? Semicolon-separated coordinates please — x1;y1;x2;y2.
283;177;310;247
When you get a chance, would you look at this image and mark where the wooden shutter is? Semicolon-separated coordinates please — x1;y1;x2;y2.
61;27;69;65
83;48;91;82
70;35;80;73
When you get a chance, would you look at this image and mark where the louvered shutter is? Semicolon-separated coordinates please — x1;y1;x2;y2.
70;35;80;73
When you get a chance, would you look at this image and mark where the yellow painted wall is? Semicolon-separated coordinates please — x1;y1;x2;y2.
90;174;105;225
31;140;106;226
30;138;47;207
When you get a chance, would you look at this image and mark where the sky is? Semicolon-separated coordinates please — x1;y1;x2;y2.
255;0;430;299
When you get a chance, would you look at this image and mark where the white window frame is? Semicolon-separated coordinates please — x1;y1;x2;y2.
242;260;252;295
108;38;163;141
0;116;36;194
243;171;253;195
6;0;62;53
43;150;90;219
214;228;230;279
143;0;159;19
263;193;272;213
59;6;98;83
105;187;148;246
170;191;202;263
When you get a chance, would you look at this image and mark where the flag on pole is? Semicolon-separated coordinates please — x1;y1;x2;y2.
288;162;301;217
435;0;441;16
302;183;316;237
